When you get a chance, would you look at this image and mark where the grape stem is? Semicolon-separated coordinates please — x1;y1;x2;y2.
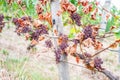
91;41;117;58
96;34;114;39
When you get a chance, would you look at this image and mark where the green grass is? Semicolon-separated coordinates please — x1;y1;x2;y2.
0;56;53;80
0;49;9;55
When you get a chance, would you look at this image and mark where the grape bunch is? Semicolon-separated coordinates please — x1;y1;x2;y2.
59;34;68;51
12;18;20;26
83;26;93;40
12;17;32;35
31;24;48;40
59;42;68;50
38;24;48;35
60;34;68;42
71;13;81;26
94;57;103;71
0;14;5;33
45;39;53;48
54;48;61;62
22;27;32;33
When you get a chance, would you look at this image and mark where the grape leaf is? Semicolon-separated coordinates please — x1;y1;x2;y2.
69;0;78;6
115;32;120;39
105;17;114;32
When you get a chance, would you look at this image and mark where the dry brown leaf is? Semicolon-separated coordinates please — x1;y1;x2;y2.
83;38;94;47
76;56;80;63
70;44;77;55
110;43;118;49
94;40;103;50
33;20;42;28
110;26;116;30
25;33;31;40
38;36;45;41
31;39;38;45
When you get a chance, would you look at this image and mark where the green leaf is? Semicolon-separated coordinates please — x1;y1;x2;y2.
105;17;114;32
115;32;120;39
68;33;75;38
70;27;76;34
69;0;78;6
68;27;76;38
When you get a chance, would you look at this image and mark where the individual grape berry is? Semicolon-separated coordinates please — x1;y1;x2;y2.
94;57;103;71
45;39;53;48
54;48;61;62
71;13;81;26
83;26;93;40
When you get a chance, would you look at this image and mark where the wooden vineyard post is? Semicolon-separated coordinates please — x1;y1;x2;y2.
118;45;120;63
50;0;70;80
100;0;111;34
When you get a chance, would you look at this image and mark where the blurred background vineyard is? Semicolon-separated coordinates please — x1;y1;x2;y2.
0;0;120;80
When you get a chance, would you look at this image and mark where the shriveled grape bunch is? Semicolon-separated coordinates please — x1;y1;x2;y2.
12;17;32;35
71;13;81;26
83;26;93;40
12;16;49;49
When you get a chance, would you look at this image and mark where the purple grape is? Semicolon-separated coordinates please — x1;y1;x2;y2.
54;48;61;62
31;31;40;40
94;57;103;70
83;26;93;40
45;39;53;48
30;24;48;40
59;42;68;50
22;27;32;33
62;35;68;42
71;13;81;26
